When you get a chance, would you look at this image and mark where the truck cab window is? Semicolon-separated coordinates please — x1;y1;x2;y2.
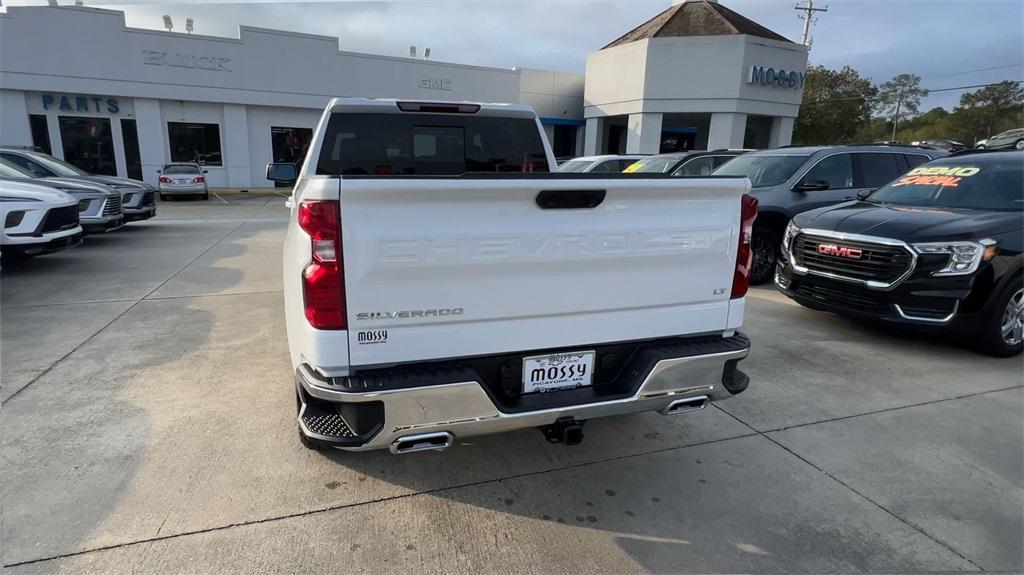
316;113;549;176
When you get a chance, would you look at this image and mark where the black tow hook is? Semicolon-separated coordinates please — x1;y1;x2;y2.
541;417;585;446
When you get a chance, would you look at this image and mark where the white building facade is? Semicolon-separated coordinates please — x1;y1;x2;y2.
584;0;808;156
0;0;803;188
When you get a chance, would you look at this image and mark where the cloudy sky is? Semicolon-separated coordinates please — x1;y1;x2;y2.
7;0;1024;110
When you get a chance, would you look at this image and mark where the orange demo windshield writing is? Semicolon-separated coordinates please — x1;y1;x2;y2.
892;166;981;188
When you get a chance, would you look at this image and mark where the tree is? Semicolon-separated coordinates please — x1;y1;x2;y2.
793;65;877;145
875;74;928;118
947;81;1024;143
874;74;928;141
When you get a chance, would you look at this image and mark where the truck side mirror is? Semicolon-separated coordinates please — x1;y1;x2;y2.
794;179;830;192
266;163;297;184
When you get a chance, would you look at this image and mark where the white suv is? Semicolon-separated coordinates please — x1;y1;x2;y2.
1;180;83;257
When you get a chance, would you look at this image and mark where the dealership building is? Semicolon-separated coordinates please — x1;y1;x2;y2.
0;0;806;188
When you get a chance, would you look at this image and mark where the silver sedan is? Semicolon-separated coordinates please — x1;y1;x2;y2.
158;163;208;200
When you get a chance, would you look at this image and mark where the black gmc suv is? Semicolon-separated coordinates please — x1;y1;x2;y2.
775;151;1023;356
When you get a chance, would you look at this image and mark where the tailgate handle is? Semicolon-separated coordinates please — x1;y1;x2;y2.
535;189;606;210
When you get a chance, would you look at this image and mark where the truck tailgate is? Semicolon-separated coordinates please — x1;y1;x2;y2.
340;177;747;367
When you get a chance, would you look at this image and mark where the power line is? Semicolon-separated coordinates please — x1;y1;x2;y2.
921;63;1024;80
800;79;1023;107
926;80;1024;93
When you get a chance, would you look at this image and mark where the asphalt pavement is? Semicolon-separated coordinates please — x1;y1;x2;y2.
2;195;1021;573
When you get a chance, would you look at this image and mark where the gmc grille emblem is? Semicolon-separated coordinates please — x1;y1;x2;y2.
816;243;863;259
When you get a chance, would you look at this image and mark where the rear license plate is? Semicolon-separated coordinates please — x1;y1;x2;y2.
176;179;189;184
522;351;595;394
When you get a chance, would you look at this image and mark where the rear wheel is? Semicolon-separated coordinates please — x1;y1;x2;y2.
977;279;1024;357
1015;139;1024;150
202;192;209;201
750;226;779;285
159;193;168;201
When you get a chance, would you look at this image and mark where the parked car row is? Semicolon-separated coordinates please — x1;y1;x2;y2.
557;144;949;284
0;148;158;221
0;147;161;259
554;145;1021;356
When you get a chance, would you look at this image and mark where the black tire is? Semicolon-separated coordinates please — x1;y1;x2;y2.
975;274;1024;357
750;226;780;285
976;145;986;150
1015;139;1024;151
159;193;168;201
202;192;209;201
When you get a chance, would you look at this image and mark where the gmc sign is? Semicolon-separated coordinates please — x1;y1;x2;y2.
817;243;863;259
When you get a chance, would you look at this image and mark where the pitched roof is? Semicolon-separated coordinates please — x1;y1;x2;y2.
602;1;795;50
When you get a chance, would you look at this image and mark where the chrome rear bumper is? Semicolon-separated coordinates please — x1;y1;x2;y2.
295;334;750;452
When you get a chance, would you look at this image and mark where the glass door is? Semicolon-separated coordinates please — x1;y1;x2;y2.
58;116;116;175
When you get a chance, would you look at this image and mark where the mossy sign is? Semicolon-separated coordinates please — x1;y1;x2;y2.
748;66;806;90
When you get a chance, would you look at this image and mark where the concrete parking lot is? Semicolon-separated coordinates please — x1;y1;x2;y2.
2;195;1021;574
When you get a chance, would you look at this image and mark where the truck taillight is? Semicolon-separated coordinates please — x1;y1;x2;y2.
298;200;346;330
731;194;758;299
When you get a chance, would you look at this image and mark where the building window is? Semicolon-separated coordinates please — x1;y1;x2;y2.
121;119;144;181
271;127;313;166
29;115;52;155
168;122;223;166
59;116;117;176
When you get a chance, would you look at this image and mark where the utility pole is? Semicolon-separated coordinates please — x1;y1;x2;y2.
890;89;905;143
794;1;828;48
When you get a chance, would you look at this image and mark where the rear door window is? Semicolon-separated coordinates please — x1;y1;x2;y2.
590;160;620;173
316;113;549;175
902;154;930;170
801;153;853;190
712;155;736;168
854;153;902;188
673;156;716;176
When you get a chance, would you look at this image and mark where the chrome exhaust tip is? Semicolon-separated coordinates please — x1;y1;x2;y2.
661;395;709;416
390;432;453;454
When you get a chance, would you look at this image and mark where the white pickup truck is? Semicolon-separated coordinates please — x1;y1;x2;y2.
269;98;755;454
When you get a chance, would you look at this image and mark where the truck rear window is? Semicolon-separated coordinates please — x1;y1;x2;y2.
315;113;549;176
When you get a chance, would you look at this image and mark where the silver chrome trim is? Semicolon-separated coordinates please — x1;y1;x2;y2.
660;395;709;415
296;342;749;452
788;228;917;290
893;301;959;324
390;432;453;454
